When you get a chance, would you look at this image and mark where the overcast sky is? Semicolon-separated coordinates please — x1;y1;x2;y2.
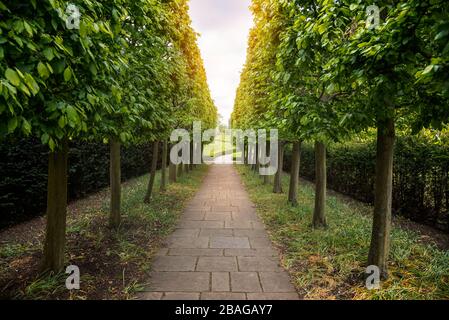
189;0;253;124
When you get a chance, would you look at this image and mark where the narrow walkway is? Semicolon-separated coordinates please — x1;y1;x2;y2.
139;164;299;300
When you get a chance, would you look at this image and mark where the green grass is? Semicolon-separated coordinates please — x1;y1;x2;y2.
236;165;449;300
0;243;32;259
0;165;208;300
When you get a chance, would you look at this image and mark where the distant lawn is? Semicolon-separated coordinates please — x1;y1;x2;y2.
237;165;449;300
0;166;208;300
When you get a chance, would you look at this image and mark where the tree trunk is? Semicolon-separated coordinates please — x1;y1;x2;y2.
312;141;327;228
42;139;68;272
200;141;204;164
189;140;194;170
144;141;159;203
178;162;183;177
109;137;121;229
273;141;284;193
244;138;248;165
160;140;168;192
263;141;270;184
169;161;177;183
368;117;395;279
255;141;260;173
288;141;301;205
249;143;255;170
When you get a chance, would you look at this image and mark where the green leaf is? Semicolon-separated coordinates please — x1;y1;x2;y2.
18;82;31;96
23;74;39;95
48;137;55;151
63;67;72;82
58;116;66;128
89;63;98;76
5;68;20;87
422;65;434;75
87;94;96;105
317;24;326;35
37;62;50;79
43;47;54;61
0;1;9;11
41;133;49;144
23;21;33;36
7;117;18;133
0;47;4;59
22;118;31;135
52;59;66;74
66;105;79;125
435;29;449;41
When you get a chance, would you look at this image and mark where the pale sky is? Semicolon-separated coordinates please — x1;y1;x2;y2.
189;0;253;124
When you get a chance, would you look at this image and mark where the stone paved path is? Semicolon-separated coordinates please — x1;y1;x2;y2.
139;164;299;300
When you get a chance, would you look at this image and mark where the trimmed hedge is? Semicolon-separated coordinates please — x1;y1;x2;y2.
0;138;156;229
283;137;449;232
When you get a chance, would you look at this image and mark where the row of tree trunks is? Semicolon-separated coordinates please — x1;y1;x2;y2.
144;141;159;203
251;131;394;278
41;138;197;273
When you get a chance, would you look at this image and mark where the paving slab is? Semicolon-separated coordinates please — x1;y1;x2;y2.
196;257;238;272
146;272;210;292
210;236;251;249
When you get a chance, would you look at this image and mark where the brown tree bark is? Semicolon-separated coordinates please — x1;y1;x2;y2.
263;141;270;184
160;140;168;192
312;141;327;228
144;141;159;203
255;141;260;173
109;137;121;229
200;141;204;164
368;117;395;279
189;140;194;170
249;143;255;170
42;139;68;272
177;162;183;177
288;141;301;205
244;138;248;165
273;141;284;193
169;161;177;183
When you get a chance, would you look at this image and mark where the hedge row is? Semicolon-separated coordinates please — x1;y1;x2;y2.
0;138;156;229
283;137;449;232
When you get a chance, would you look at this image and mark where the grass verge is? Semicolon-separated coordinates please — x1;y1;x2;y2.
0;165;208;300
236;165;449;300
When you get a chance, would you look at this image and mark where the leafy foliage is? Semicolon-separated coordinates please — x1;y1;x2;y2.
232;0;449;139
0;0;217;149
